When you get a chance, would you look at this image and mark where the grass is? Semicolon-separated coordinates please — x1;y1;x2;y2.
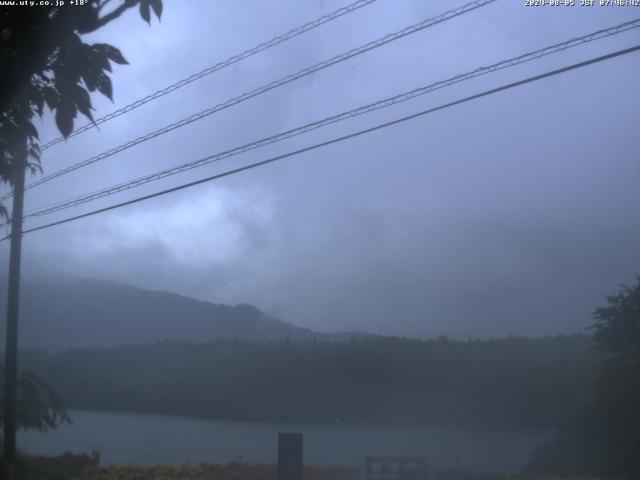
72;463;358;480
17;454;635;480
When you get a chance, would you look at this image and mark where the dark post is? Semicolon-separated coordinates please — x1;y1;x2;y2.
278;432;303;480
2;159;26;480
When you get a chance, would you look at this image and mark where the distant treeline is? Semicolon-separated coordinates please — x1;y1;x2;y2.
19;335;597;430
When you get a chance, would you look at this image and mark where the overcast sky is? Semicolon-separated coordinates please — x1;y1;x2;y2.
1;0;639;338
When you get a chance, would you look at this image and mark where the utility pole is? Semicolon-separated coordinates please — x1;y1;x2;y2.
2;154;26;480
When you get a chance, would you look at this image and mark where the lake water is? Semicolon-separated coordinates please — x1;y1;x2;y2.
19;410;551;472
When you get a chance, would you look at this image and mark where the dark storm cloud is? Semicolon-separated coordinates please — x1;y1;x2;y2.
2;0;639;338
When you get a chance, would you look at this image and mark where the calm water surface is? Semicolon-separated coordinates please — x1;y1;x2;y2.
19;410;551;471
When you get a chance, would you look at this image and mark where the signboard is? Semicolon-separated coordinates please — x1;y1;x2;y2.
364;456;428;480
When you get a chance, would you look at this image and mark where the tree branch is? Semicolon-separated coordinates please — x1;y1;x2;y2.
98;0;114;13
94;0;139;30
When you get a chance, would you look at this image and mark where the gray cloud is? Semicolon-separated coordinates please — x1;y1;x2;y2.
2;0;639;338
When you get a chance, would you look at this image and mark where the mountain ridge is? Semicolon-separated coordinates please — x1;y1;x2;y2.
0;276;375;350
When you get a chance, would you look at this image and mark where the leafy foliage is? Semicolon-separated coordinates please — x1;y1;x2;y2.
0;366;70;432
0;0;162;215
591;276;640;358
528;277;640;476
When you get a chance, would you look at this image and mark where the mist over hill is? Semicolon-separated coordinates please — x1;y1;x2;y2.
20;334;597;429
0;276;601;429
0;277;371;349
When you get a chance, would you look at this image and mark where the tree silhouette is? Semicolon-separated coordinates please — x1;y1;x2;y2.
591;276;640;474
529;276;640;475
0;0;163;210
0;367;70;433
0;1;163;473
592;275;640;358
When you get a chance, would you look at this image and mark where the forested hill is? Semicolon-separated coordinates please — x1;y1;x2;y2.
20;335;597;430
0;277;371;349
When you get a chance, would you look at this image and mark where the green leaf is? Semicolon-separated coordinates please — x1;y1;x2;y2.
33;93;45;117
90;48;112;73
150;0;163;19
96;73;113;101
25;121;39;140
55;107;74;138
73;84;94;123
92;43;128;65
140;0;151;24
81;68;98;92
29;142;41;156
43;88;59;110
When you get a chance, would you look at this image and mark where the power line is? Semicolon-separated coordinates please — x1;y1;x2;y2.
4;0;496;201
39;0;381;151
5;43;638;242
22;18;640;219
